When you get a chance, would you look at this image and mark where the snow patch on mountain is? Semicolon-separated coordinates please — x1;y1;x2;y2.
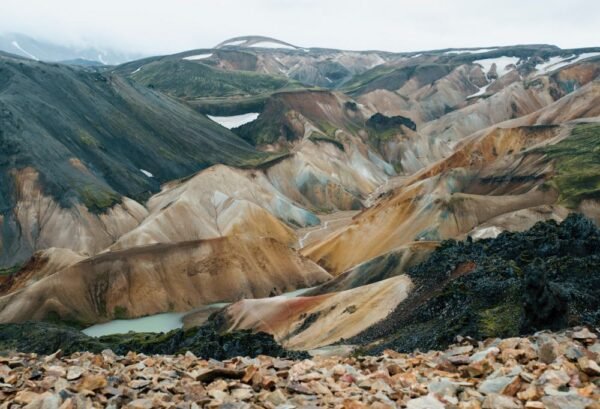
467;83;491;99
249;41;296;50
11;41;38;60
222;39;246;47
535;52;600;74
445;48;497;55
184;53;213;60
207;113;260;129
474;56;520;79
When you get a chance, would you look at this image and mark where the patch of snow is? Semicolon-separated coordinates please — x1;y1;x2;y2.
535;56;567;73
207;112;260;129
97;53;107;65
132;67;142;74
471;226;503;240
473;56;520;79
211;191;229;207
368;54;386;68
222;39;246;47
410;53;422;59
184;53;213;60
11;41;38;60
140;169;153;178
249;41;296;50
467;83;491;99
535;52;600;75
445;48;497;55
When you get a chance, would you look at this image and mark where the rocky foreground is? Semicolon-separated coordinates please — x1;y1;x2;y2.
1;328;599;408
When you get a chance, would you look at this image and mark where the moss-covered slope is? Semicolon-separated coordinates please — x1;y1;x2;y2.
535;123;600;207
0;320;306;360
352;214;600;353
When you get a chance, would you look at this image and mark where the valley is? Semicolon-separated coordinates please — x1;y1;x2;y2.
0;31;599;408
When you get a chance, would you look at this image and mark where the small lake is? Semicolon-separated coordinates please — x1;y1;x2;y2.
82;288;314;337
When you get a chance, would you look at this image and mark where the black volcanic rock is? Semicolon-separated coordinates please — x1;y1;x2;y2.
367;113;417;132
351;214;600;353
0;320;307;360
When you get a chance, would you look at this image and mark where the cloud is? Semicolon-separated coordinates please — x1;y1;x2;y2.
0;0;598;55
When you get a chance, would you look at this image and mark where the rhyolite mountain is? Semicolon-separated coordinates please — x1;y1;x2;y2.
0;52;269;267
0;37;599;356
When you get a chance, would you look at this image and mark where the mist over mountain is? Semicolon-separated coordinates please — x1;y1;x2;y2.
0;32;143;65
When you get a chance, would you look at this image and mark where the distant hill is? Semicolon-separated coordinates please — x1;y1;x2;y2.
0;33;142;65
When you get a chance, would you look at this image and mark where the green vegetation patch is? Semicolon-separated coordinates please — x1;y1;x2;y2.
308;135;345;151
238;151;292;170
0;265;22;276
0;320;308;360
536;123;600;207
478;302;522;339
131;59;302;100
77;185;122;214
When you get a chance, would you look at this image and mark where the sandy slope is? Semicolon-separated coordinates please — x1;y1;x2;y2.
0;236;330;324
112;165;319;250
302;84;600;274
222;274;413;349
1;167;148;263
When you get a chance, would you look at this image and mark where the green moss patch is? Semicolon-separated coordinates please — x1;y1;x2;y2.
308;135;345;151
0;265;21;276
77;185;122;214
535;123;600;207
0;320;308;360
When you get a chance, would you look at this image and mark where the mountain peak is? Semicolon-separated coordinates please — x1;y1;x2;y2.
215;35;300;50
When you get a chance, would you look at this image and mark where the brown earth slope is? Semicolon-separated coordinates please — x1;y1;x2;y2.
0;236;330;325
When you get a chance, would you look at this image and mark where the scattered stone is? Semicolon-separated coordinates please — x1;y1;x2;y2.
14;390;41;404
537;338;559;364
478;375;516;395
482;394;523;409
542;394;595;409
196;368;244;383
66;366;84;381
577;356;600;376
406;394;445;409
78;374;107;391
0;329;597;407
571;328;597;342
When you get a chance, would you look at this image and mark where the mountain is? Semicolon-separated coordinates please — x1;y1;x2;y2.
0;37;599;360
0;33;142;65
0;52;268;268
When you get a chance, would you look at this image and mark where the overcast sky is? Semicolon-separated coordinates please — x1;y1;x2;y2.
1;0;599;55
